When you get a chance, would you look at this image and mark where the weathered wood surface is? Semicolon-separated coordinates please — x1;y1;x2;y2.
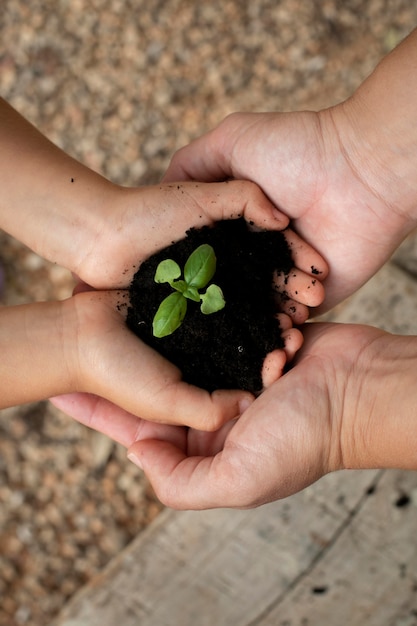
53;233;417;626
52;469;417;626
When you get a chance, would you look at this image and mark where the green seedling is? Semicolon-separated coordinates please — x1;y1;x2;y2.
152;244;225;338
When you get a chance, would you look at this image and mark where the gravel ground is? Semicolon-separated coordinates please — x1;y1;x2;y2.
1;1;417;625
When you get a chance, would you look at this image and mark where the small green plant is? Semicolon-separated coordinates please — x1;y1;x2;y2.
152;244;225;338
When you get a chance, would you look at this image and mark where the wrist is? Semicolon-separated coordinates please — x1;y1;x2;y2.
45;167;121;279
21;156;120;277
341;333;417;471
0;300;78;408
327;100;417;228
322;29;417;228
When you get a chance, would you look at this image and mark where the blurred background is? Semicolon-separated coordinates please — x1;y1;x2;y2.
1;1;417;624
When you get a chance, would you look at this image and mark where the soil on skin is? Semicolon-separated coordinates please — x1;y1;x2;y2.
127;218;293;393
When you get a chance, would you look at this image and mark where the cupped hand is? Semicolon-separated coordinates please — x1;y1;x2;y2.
163;110;415;312
77;179;327;324
0;98;325;319
52;289;257;430
51;290;306;430
124;322;412;510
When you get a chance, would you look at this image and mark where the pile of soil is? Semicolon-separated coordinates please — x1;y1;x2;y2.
127;218;293;393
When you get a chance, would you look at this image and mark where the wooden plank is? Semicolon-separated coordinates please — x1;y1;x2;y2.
52;470;380;626
255;469;417;626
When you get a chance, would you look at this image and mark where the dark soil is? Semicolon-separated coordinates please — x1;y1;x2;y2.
127;218;293;394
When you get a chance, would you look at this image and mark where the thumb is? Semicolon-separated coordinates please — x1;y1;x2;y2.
127;439;217;510
163;125;235;183
127;430;264;510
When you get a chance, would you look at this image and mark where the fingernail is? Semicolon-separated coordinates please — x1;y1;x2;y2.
127;451;143;470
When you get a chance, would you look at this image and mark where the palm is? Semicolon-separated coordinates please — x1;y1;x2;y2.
227;112;402;311
126;322;386;509
165;111;411;311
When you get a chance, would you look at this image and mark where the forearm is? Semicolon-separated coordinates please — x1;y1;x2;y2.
0;300;76;408
328;27;417;223
0;97;117;273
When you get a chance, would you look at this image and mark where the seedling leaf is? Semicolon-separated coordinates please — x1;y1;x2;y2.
152;243;225;337
200;284;225;314
152;292;187;338
184;244;216;289
155;259;181;285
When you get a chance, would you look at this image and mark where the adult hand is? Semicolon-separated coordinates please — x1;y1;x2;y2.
163;30;417;312
123;322;417;509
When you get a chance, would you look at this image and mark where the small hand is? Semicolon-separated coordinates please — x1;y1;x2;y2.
51;289;256;430
76;180;327;324
51;295;304;429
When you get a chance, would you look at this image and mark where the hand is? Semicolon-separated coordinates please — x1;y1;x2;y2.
2;290;251;428
1;182;323;426
72;180;327;323
53;176;329;428
163;30;417;313
121;322;417;509
0;98;326;319
163;110;415;313
49;293;310;429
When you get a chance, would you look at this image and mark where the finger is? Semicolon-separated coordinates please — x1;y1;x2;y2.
127;438;255;510
93;333;254;431
162;128;233;183
282;327;304;362
127;415;270;510
261;350;286;389
276;294;310;325
127;440;213;509
261;327;303;390
284;229;328;279
50;393;185;449
172;180;289;230
276;312;292;331
187;419;237;457
72;280;95;295
275;268;325;308
144;180;290;256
